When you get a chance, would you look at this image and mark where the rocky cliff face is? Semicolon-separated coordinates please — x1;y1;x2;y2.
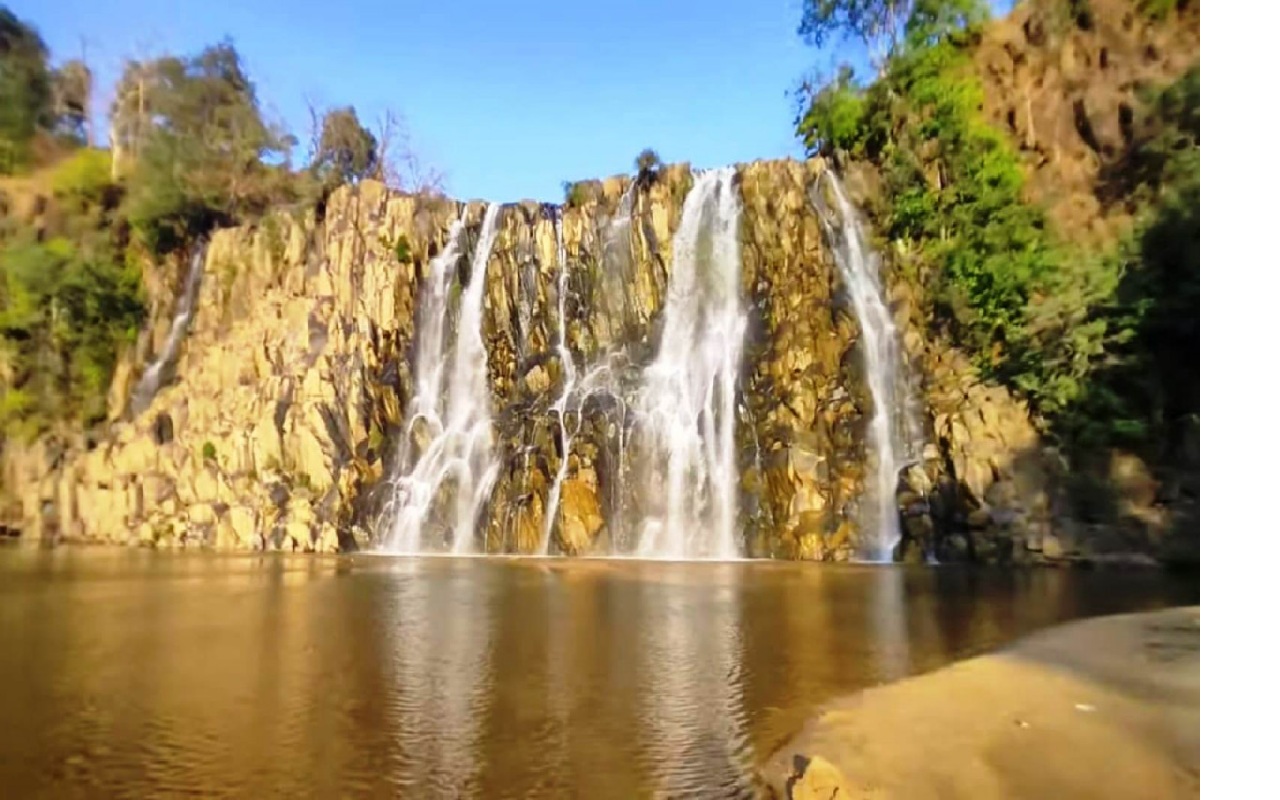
0;156;1114;562
977;0;1201;246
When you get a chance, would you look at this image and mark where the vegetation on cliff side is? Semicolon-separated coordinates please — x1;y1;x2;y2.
794;0;1198;458
0;4;409;439
1065;67;1199;455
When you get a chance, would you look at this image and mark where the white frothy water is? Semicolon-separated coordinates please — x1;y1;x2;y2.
383;206;503;554
821;171;920;561
130;242;206;416
631;168;746;560
541;213;577;554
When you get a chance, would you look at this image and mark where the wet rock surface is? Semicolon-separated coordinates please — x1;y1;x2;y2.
0;157;1193;561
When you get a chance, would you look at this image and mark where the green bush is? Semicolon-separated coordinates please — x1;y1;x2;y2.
793;1;1198;455
0;235;145;428
562;180;592;208
394;234;412;265
124;147;223;256
1058;67;1199;454
634;148;663;187
0;386;38;439
50;149;113;202
201;441;217;461
0;8;51;174
1139;0;1178;19
793;0;1192;455
797;4;1085;410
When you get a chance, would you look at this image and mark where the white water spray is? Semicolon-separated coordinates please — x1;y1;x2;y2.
383;206;503;554
541;213;577;554
131;241;206;416
821;171;920;561
631;167;746;560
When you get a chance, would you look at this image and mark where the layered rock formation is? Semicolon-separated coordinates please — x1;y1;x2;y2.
0;153;1189;561
0;161;901;557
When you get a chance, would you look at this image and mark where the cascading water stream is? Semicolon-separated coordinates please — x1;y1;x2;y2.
382;206;503;554
130;241;207;416
541;213;577;554
631;167;745;560
820;171;920;561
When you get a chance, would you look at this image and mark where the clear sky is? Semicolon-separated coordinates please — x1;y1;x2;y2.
15;0;856;203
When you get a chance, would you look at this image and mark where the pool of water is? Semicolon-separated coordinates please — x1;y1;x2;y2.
0;547;1196;798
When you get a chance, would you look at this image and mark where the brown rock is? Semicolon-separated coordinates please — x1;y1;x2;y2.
559;478;603;554
1042;533;1065;560
784;754;852;800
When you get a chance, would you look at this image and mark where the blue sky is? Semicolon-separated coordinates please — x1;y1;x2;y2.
17;0;1016;202
17;0;851;202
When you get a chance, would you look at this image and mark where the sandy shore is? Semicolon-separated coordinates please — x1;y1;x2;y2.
759;606;1200;799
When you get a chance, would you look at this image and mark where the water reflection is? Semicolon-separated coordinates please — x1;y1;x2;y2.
383;560;494;796
0;550;1196;798
869;566;909;683
639;564;752;797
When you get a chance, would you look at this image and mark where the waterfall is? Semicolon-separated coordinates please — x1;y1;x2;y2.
631;167;745;560
130;241;206;416
541;213;576;554
820;171;919;561
382;206;502;554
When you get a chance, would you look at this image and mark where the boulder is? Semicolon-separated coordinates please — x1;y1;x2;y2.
783;754;852;800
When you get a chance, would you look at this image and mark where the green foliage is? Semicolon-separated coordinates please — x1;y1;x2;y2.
394;234;412;266
794;66;868;157
125;154;222;256
201;440;217;461
0;235;145;430
49;148;114;203
634;148;663;187
50;59;91;143
310;105;377;189
794;0;1198;454
0;7;51;172
562;180;592;208
1138;0;1178;19
799;0;1076;406
0;384;37;439
1122;66;1199;198
117;40;291;256
0;17;437;442
1059;68;1199;453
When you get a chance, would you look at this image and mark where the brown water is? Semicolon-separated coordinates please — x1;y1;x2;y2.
0;548;1196;799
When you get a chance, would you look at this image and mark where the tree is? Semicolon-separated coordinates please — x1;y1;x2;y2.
0;236;145;431
115;39;291;252
798;0;986;74
634;148;663;188
366;107;445;195
793;64;866;157
108;56;160;179
310;105;377;187
0;6;51;171
799;1;911;72
50;58;91;142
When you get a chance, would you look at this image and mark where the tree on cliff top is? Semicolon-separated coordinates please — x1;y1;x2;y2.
113;40;292;253
50;58;91;143
309;105;378;189
798;0;987;74
0;6;51;171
